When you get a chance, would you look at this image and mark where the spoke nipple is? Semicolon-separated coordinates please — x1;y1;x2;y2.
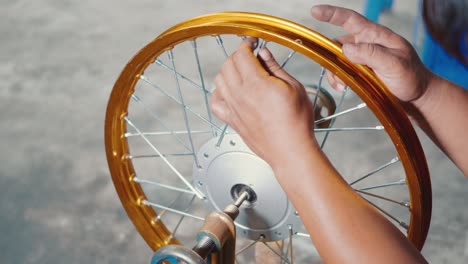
358;103;367;108
376;125;385;130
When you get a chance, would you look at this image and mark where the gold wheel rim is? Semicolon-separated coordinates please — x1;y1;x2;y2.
105;12;432;252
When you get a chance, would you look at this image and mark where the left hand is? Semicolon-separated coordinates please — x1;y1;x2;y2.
211;38;317;169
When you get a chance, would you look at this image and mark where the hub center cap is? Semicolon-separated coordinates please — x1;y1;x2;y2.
193;134;300;241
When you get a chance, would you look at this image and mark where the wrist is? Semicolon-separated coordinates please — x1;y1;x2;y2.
270;137;321;177
406;72;440;118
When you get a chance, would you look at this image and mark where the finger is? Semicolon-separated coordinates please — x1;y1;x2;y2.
211;75;232;122
219;56;243;89
335;34;356;45
311;5;372;35
258;47;296;84
232;40;269;80
311;5;401;47
342;42;398;72
326;70;346;92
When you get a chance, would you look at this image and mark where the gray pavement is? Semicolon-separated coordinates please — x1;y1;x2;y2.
1;0;467;263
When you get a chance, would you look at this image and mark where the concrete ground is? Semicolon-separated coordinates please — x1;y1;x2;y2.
1;0;467;263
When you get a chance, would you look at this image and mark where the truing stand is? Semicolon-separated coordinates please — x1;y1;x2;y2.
151;191;252;264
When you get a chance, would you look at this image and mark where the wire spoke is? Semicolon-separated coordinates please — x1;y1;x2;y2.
215;35;229;58
261;241;291;264
154;59;207;94
350;157;400;186
356;189;410;208
133;177;197;195
216;124;230;147
294;232;310;238
280;50;296;68
168;50;201;168
320;86;349;149
156;193;185;220
143;200;205;221
361;197;409;229
358;178;406;191
191;40;216;137
170;195;197;239
315;126;384;133
130;94;191;151
287;225;294;264
315;103;367;125
128;153;194;159
125;130;213;137
236;240;258;256
312;68;326;115
125;117;205;199
139;74;223;132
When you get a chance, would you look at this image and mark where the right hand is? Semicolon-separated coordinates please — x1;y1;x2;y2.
311;5;436;105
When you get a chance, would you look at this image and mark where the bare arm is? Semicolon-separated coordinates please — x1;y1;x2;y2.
211;38;427;263
312;5;468;175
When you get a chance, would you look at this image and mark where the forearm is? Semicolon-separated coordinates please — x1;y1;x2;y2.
410;76;468;176
273;141;426;263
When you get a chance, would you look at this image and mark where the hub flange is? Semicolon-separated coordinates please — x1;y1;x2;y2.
193;134;300;241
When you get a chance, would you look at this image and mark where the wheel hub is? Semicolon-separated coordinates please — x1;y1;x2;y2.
193;134;300;241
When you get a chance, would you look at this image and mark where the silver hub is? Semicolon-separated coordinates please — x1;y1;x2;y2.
193;134;300;241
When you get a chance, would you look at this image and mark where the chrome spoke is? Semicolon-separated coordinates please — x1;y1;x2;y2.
170;195;197;239
350;157;400;186
133;177;197;195
358;178;406;191
288;225;294;264
125;117;205;199
236;240;258;256
312;68;326;114
191;40;216;137
131;94;191;152
280;50;296;68
168;50;200;168
143;200;205;221
294;232;310;238
356;190;410;208
154;59;207;94
215;35;229;58
139;74;223;132
261;241;291;264
125;130;213;137
320;86;349;149
361;197;409;229
216;124;229;147
155;193;186;220
315;103;367;125
315;126;384;133
128;153;194;159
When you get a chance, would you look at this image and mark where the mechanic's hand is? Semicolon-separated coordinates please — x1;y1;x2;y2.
211;38;317;168
311;5;436;105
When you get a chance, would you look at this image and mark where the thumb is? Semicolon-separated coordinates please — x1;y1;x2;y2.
343;43;396;72
258;47;296;84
